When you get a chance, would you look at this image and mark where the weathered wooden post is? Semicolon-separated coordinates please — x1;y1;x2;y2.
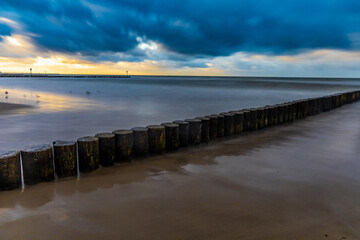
0;151;21;190
214;114;225;137
21;144;54;185
249;109;258;130
195;117;210;143
95;133;115;166
173;120;189;147
131;127;149;157
184;119;202;145
147;125;166;153
257;108;265;129
112;130;133;162
205;115;218;140
269;106;276;126
283;104;289;123
229;111;244;134
221;113;235;136
263;107;269;128
77;136;99;173
161;123;180;151
53;140;77;177
242;110;251;131
278;104;285;124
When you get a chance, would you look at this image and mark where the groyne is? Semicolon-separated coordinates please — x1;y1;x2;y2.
0;90;359;191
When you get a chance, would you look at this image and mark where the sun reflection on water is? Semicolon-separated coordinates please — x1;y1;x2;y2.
0;87;98;113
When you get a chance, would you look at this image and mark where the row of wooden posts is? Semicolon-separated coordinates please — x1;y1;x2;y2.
1;90;359;191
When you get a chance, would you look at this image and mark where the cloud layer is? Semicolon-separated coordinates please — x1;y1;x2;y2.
0;0;360;77
1;0;360;59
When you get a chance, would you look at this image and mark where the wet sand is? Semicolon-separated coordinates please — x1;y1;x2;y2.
1;103;360;240
0;102;32;115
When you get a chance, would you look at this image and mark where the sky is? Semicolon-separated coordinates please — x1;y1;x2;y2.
0;0;360;77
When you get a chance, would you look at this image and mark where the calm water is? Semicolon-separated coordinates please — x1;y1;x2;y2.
0;76;360;150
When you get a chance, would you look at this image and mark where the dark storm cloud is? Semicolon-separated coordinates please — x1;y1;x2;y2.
1;0;360;58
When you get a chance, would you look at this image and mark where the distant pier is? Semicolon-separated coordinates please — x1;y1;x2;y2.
0;73;130;78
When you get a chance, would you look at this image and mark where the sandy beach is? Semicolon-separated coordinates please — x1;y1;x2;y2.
0;102;32;115
0;101;359;240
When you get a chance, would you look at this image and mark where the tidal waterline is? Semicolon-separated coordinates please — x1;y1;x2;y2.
0;76;360;151
0;101;359;239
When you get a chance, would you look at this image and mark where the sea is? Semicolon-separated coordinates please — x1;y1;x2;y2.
1;76;360;151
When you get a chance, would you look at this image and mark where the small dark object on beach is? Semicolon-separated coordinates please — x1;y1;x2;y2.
324;234;328;237
5;91;8;94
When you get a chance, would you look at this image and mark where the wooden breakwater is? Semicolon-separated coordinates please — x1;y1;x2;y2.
1;90;359;191
0;73;130;78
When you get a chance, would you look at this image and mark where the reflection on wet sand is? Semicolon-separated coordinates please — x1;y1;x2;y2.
0;87;97;113
0;103;360;239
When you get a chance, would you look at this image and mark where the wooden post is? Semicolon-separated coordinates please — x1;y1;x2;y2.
95;133;115;166
242;110;251;131
161;123;180;151
184;119;202;145
147;125;166;153
173;120;189;147
53;140;77;177
205;115;218;140
21;144;54;185
131;127;149;157
257;108;265;129
0;151;21;190
249;109;258;130
112;130;133;162
77;136;99;173
229;111;244;134
195;117;210;143
221;113;235;136
214;114;225;137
